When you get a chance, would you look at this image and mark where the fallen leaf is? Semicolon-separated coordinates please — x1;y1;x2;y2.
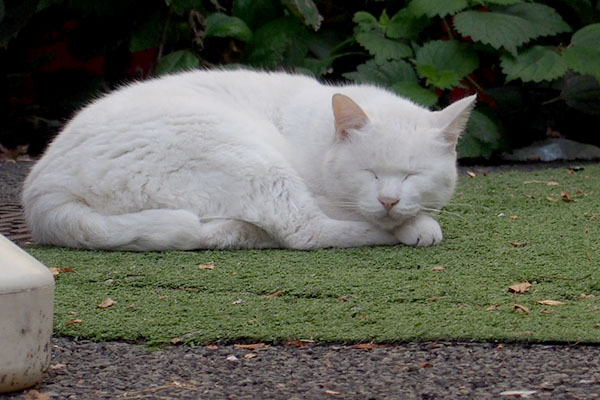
537;300;566;306
24;390;50;400
419;362;434;368
67;311;77;315
510;242;527;247
170;337;183;345
97;298;116;309
205;344;219;350
325;390;341;396
198;261;215;270
50;363;67;370
561;191;575;203
350;343;374;350
585;229;590;234
429;296;440;302
66;318;82;326
510;215;519;219
234;343;267;350
226;355;239;362
579;293;595;299
244;353;257;359
49;267;76;276
525;194;535;199
486;304;499;311
500;390;537;398
513;304;530;313
338;296;351;302
540;309;549;314
128;303;135;309
431;266;445;271
287;339;315;347
508;282;531;293
546;196;558;202
265;290;282;298
232;299;244;305
467;171;476;178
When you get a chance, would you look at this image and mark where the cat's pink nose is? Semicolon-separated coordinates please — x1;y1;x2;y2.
378;196;399;212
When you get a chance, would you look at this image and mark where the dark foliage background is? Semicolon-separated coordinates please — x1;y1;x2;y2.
1;0;599;160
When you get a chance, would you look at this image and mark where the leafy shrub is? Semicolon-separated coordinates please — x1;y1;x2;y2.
1;0;600;159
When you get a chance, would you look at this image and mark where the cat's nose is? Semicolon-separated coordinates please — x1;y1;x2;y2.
378;196;399;212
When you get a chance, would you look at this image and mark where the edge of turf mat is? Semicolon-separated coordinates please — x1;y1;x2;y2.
26;165;600;346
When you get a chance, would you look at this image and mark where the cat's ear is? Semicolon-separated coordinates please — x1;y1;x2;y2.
332;93;370;141
435;95;477;146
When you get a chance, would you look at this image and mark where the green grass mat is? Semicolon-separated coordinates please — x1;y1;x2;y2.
27;165;600;345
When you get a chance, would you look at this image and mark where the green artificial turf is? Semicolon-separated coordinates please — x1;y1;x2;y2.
27;164;600;346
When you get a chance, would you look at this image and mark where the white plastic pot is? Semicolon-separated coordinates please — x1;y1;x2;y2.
0;234;54;393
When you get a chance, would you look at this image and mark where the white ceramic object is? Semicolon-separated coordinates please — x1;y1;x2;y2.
0;234;54;393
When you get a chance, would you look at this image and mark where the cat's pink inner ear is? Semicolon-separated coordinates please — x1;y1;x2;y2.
437;94;477;145
332;93;369;140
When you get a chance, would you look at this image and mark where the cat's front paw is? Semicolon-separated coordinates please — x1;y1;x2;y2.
394;214;443;247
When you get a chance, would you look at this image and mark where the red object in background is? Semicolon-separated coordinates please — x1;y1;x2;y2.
125;48;158;78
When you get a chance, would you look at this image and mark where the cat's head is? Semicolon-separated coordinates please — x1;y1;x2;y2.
323;91;476;231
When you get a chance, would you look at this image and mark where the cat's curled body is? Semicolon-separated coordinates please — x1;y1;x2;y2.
22;69;475;250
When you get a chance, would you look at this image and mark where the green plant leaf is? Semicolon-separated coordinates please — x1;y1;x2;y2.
343;59;418;86
500;46;568;83
409;0;468;18
169;0;203;16
386;8;430;40
205;13;253;42
458;110;503;159
454;4;571;56
233;0;283;29
560;73;600;115
246;17;310;68
155;50;200;75
355;32;413;63
415;40;479;90
130;9;166;52
282;0;323;31
482;0;522;4
391;82;439;107
562;24;600;81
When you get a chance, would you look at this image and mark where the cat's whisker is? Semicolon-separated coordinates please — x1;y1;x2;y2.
420;207;465;219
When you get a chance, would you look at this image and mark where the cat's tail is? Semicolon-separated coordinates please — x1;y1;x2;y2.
22;191;205;251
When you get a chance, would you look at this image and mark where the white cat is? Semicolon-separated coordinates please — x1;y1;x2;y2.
22;69;475;250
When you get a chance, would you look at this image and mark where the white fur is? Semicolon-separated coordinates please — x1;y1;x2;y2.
22;69;475;250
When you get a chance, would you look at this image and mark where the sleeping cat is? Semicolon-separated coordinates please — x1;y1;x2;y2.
22;69;475;250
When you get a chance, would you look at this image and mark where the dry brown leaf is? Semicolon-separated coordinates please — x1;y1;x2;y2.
561;191;576;203
546;196;558;202
429;296;440;302
66;318;82;326
508;282;531;293
419;362;434;368
198;261;215;270
510;215;519;220
49;267;76;276
205;344;219;350
287;339;315;347
525;194;534;199
510;242;527;247
431;266;445;271
486;304;499;311
265;290;282;298
170;337;183;345
325;390;341;396
244;353;257;359
350;343;374;350
358;314;368;320
67;311;77;315
234;343;267;350
537;300;566;306
97;298;116;309
579;293;595;299
467;171;476;178
50;363;66;370
24;390;50;400
513;304;530;313
338;295;351;302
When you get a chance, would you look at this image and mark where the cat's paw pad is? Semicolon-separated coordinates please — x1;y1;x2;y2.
394;215;443;247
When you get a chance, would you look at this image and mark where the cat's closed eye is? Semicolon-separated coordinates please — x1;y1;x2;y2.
365;169;379;180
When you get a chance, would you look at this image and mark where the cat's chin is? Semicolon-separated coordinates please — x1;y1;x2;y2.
368;215;413;232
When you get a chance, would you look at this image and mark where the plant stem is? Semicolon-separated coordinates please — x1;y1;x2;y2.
541;96;563;106
442;18;454;40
